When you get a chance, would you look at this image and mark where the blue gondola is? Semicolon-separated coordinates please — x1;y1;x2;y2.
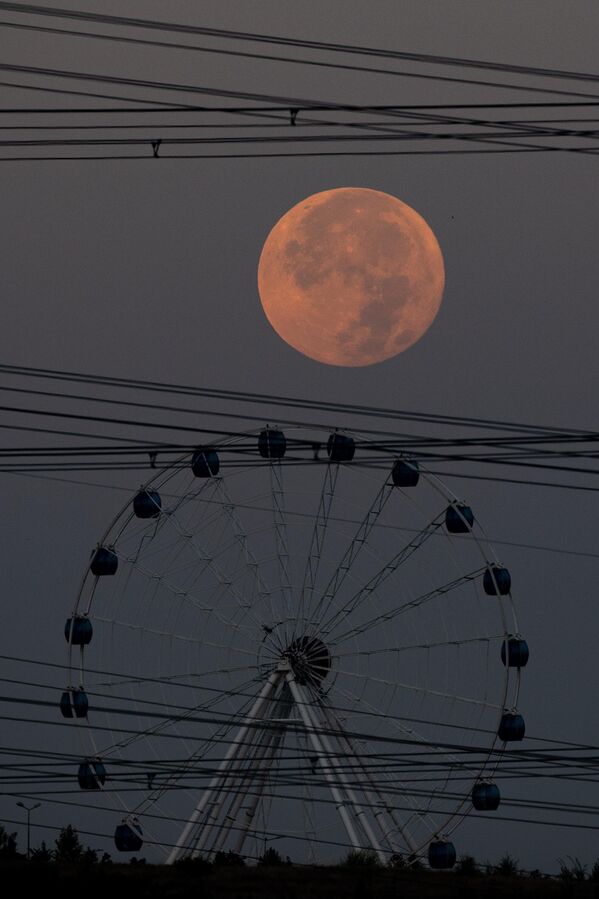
64;616;93;646
483;565;511;596
391;459;419;487
428;840;456;869
472;781;501;811
90;546;118;577
327;433;355;463
133;489;161;519
191;447;220;478
445;503;474;534
501;637;529;668
498;712;525;742
60;688;89;719
114;818;143;852
258;428;287;459
77;759;106;790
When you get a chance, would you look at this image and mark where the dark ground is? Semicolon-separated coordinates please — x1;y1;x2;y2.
2;862;599;899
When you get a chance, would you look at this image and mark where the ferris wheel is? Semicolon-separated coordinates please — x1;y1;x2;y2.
62;426;528;866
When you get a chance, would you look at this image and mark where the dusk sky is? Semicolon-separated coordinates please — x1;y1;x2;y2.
2;0;599;873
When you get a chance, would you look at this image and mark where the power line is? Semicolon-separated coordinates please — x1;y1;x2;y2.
2;399;599;487
3;365;599;490
3;123;599;148
2;2;599;96
3;15;599;121
1;146;576;162
0;62;598;162
0;363;589;436
4;381;599;454
0;652;593;753
2;100;599;116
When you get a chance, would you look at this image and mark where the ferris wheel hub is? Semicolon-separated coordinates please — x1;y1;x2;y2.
281;635;331;686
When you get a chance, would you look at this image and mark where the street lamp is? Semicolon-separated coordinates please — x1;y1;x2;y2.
16;801;41;859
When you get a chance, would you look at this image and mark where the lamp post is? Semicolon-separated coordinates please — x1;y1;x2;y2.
16;801;41;859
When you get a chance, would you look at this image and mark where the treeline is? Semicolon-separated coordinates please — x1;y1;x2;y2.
2;823;599;884
0;823;111;865
342;849;599;883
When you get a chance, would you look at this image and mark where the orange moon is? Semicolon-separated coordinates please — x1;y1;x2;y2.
257;187;445;367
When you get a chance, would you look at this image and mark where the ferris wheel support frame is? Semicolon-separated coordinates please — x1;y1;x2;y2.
316;699;419;855
199;686;294;856
167;657;409;865
287;672;387;864
166;668;281;864
231;690;294;855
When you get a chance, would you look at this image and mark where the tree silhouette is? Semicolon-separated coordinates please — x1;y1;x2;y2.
258;847;285;866
455;855;480;876
54;825;84;863
494;854;520;877
30;841;53;863
341;849;381;868
558;856;587;881
0;824;18;859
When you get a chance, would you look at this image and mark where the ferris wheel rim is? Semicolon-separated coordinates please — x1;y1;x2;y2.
64;424;523;864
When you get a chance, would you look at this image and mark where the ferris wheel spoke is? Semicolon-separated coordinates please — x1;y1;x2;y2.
118;558;262;638
334;667;503;710
332;682;484;796
97;671;264;762
319;512;445;639
107;514;267;670
160;505;271;635
213;477;284;643
116;474;222;569
310;478;392;631
297;463;340;635
334;634;502;661
92;616;261;660
95;662;257;690
329;566;486;646
330;682;447;837
268;459;293;625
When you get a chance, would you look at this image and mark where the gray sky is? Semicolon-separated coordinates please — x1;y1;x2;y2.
2;0;599;872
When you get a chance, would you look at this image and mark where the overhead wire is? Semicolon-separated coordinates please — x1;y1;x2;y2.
0;59;598;160
1;25;598;157
3;122;599;148
2;365;599;498
0;362;590;435
0;652;594;754
1;6;599;165
1;651;598;841
2;399;599;489
5;379;599;460
3;2;599;98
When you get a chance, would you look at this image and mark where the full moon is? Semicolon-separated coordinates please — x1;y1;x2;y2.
257;187;445;367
